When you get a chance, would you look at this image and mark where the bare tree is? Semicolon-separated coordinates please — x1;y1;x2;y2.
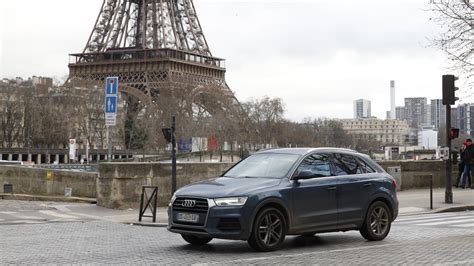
430;0;474;80
0;92;24;148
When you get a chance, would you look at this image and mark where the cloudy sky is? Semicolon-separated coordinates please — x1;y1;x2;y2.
0;0;468;121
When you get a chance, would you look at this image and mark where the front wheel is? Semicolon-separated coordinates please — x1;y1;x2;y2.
248;207;287;252
360;201;392;241
181;234;212;246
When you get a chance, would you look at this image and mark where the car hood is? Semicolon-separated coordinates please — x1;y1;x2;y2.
175;176;283;198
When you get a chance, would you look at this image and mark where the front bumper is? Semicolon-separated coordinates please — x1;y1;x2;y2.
167;200;253;241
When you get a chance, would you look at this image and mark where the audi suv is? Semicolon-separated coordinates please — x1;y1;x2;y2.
167;148;398;251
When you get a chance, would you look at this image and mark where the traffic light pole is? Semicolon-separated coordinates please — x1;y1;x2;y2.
171;116;177;195
445;105;453;204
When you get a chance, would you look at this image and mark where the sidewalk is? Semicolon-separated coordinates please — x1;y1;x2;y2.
1;188;473;227
397;187;473;215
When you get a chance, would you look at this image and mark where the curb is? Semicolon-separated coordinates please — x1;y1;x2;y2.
0;193;97;204
127;222;168;228
399;204;474;217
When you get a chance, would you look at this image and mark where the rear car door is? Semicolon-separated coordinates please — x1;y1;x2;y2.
331;153;376;229
291;153;338;232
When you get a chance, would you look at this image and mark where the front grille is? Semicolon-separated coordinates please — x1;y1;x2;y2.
172;197;209;226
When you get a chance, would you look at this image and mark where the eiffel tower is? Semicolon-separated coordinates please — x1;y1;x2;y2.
68;0;240;122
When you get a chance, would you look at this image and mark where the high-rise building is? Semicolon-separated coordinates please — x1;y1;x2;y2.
457;103;474;137
353;99;371;119
404;97;429;128
396;106;406;121
430;99;446;129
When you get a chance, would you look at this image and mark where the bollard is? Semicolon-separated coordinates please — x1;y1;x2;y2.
430;175;433;210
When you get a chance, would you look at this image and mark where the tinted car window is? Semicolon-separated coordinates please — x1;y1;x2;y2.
332;154;359;175
355;157;376;173
224;153;300;178
295;153;332;178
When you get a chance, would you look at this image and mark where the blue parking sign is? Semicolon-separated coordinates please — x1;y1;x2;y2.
105;96;117;113
106;77;118;95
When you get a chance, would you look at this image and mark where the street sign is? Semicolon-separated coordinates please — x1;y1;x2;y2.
69;139;76;161
105;113;117;126
105;96;117;113
106;77;119;95
105;77;119;126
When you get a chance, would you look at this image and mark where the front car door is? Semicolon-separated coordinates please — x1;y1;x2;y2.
331;153;376;229
291;153;338;233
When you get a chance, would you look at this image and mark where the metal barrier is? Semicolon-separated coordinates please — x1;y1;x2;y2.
139;186;159;222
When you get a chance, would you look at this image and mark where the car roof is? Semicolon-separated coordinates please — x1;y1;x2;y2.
256;147;360;156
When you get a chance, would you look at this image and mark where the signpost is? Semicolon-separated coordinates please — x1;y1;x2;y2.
69;139;76;162
105;77;119;161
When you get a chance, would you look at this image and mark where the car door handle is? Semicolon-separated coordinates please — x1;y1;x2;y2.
327;186;337;191
363;183;372;187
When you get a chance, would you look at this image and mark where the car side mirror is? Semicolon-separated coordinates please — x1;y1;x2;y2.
294;170;314;180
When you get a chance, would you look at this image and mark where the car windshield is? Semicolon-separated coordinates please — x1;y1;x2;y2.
223;153;301;179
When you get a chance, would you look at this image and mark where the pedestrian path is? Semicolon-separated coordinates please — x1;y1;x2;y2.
395;211;474;229
0;210;88;225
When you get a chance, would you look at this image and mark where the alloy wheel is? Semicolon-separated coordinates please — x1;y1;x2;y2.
370;206;389;236
258;212;283;247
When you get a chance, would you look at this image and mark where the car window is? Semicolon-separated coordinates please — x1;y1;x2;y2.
295;153;332;178
332;154;359;175
355;157;376;173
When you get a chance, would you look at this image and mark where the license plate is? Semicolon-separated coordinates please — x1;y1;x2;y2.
177;212;199;223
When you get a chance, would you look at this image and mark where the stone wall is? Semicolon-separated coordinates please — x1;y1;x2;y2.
97;162;234;209
0;165;97;198
378;160;459;190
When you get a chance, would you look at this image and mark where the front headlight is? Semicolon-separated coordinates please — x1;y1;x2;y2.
213;197;248;207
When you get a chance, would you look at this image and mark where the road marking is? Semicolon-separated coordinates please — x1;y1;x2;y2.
396;212;466;221
396;215;469;224
0;219;4;221
0;211;17;215
452;223;474;228
7;214;46;220
415;218;474;226
38;210;78;219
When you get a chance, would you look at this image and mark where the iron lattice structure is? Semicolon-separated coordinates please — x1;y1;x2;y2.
68;0;240;120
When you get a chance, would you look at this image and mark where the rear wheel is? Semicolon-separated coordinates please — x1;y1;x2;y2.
360;201;392;241
181;234;213;245
248;207;287;252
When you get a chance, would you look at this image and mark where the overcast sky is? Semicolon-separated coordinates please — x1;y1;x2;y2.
0;0;469;121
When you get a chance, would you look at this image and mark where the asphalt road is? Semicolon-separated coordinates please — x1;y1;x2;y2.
0;205;473;265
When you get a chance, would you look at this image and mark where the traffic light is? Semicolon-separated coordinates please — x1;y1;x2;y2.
449;128;460;140
162;128;172;143
442;75;459;105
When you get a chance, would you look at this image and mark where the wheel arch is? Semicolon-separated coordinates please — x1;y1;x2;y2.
249;198;291;235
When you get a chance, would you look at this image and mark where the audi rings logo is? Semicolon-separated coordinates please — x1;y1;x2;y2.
182;199;196;208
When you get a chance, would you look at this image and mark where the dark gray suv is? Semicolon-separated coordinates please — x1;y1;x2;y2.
167;148;398;251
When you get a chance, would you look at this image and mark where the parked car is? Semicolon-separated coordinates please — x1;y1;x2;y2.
167;148;398;251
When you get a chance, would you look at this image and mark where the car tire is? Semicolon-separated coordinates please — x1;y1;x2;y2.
181;234;213;246
360;201;392;241
248;207;287;252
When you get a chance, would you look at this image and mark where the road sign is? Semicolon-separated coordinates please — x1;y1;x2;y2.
106;77;119;95
105;113;117;126
105;77;118;127
105;96;117;113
